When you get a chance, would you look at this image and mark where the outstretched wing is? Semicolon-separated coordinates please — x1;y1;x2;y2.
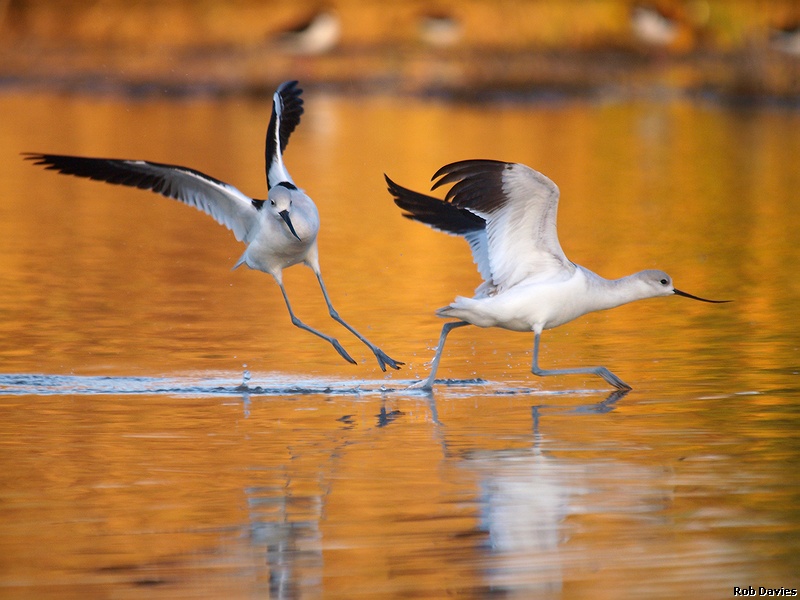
386;174;493;292
24;153;259;243
265;80;304;189
431;159;573;290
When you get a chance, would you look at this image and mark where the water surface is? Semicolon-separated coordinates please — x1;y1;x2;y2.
0;91;798;598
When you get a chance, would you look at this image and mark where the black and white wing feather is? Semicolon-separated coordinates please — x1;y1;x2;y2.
386;174;494;294
265;80;304;190
24;153;259;243
431;159;574;290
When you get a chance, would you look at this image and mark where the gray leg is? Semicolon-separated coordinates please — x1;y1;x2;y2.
278;283;357;365
409;321;470;391
531;332;632;391
314;273;403;371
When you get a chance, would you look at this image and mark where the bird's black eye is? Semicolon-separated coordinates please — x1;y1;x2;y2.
660;279;668;285
270;200;276;206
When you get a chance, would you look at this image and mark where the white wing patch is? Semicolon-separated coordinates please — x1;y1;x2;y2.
463;229;495;296
483;163;574;290
129;161;260;243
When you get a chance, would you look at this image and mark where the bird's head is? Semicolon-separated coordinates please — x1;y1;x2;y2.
267;184;301;241
637;269;729;303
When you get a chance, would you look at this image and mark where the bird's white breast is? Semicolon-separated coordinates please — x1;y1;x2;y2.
242;192;320;274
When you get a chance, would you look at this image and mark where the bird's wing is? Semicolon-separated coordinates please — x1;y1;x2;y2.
265;80;304;190
24;153;259;243
432;159;574;290
385;174;493;288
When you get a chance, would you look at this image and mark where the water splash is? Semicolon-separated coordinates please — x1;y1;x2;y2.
0;373;620;399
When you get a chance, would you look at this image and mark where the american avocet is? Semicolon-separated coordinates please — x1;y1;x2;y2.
387;159;726;390
25;81;402;371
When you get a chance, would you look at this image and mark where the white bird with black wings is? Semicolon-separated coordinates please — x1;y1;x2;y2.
386;159;726;390
25;80;402;371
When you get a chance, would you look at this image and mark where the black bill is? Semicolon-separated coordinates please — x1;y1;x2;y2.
279;210;301;241
674;288;730;303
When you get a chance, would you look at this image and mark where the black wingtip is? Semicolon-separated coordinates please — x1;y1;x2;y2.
384;173;399;194
384;174;407;205
22;152;73;173
277;79;301;94
22;152;76;172
430;159;509;189
22;152;48;164
385;171;486;234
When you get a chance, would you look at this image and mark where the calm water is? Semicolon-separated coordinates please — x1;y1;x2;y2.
0;91;799;598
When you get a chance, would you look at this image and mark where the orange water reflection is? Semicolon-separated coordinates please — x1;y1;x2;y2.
0;92;799;597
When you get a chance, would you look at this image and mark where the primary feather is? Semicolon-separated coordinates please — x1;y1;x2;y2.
22;153;258;243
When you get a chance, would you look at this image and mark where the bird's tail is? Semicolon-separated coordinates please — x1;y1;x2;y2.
437;296;498;328
436;296;473;320
232;251;248;270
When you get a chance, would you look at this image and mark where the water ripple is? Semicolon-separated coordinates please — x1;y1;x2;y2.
0;372;402;397
0;373;628;400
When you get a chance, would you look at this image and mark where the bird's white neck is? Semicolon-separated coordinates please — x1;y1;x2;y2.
580;267;656;312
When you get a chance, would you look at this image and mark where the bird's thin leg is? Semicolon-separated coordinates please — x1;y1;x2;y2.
531;331;632;391
278;283;357;365
314;272;403;371
409;321;471;391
